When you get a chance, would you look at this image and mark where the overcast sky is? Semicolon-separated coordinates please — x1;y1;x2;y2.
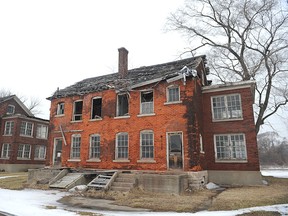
0;0;287;137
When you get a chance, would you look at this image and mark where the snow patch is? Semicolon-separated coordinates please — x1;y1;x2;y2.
206;182;220;190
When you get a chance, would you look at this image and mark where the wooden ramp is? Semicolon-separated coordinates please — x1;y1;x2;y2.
87;171;117;190
49;173;84;189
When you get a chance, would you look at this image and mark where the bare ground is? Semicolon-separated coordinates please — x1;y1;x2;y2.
1;172;288;215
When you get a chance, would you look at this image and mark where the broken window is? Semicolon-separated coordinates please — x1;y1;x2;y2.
140;91;154;114
91;98;102;119
117;94;129;116
56;102;65;115
73;100;83;121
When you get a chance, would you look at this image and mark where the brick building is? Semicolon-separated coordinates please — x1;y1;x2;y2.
47;48;262;185
0;95;49;172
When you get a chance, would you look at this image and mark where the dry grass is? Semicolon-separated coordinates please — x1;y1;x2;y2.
0;172;28;190
210;177;288;211
237;211;281;216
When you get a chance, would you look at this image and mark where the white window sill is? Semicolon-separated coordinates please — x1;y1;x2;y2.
36;137;48;140
87;159;101;162
137;159;156;163
55;114;65;117
89;118;103;121
114;115;130;119
137;113;156;117
17;158;31;160
0;157;10;160
164;101;182;105
215;159;247;163
2;134;12;136
20;135;33;138
200;151;205;154
113;159;130;163
34;158;46;161
68;159;81;162
71;120;83;123
212;118;243;122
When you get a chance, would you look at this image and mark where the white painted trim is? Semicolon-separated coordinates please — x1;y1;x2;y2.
202;80;255;93
166;131;184;170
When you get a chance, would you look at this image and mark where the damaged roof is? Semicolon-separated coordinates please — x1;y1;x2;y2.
48;55;206;100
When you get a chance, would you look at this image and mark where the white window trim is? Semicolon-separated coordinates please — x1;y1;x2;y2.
89;134;101;160
70;134;81;159
17;144;31;160
211;94;243;122
165;85;181;104
1;143;11;159
213;133;248;163
34;145;46;160
138;130;155;161
36;124;48;139
72;100;83;122
7;105;15;115
20;122;34;137
90;97;102;120
140;90;154;115
56;102;65;116
113;132;130;162
4;121;14;136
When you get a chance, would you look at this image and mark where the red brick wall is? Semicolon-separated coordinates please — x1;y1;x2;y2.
0;98;29;117
48;78;203;171
202;87;260;171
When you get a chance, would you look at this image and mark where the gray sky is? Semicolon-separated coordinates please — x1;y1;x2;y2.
0;0;287;137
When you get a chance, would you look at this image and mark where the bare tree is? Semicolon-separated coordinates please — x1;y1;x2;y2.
0;89;42;116
167;0;288;134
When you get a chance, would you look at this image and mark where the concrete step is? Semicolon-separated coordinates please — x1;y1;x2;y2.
109;172;135;192
112;181;134;187
110;186;132;192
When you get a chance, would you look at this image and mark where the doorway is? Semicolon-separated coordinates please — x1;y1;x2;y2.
167;132;183;170
53;138;63;166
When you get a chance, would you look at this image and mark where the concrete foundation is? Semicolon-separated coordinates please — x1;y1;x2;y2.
0;164;45;173
28;168;63;184
208;170;263;185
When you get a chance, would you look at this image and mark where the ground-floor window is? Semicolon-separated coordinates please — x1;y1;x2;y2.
140;130;154;159
214;133;247;161
70;134;81;159
89;134;100;159
34;145;46;159
1;143;11;158
17;144;31;159
116;132;128;159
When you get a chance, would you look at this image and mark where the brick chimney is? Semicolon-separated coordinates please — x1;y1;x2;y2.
118;47;129;78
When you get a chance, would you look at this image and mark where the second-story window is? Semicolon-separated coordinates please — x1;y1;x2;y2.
36;124;48;139
73;100;83;121
212;94;242;121
56;102;65;115
4;121;14;135
91;98;102;119
7;105;15;115
117;93;129;116
20;121;33;137
167;85;180;103
140;91;154;114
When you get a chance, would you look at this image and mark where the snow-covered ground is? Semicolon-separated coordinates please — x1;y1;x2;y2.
0;169;287;216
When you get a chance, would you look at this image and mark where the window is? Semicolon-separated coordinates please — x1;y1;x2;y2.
91;98;102;119
1;144;11;158
167;86;180;102
116;133;128;159
34;145;46;159
56;102;65;115
140;131;154;159
17;144;31;159
200;134;204;153
36;124;48;139
71;134;81;159
89;134;100;159
73;101;83;121
140;91;153;114
117;94;129;116
7;105;15;115
212;94;242;120
214;134;247;161
20;122;33;137
4;121;14;135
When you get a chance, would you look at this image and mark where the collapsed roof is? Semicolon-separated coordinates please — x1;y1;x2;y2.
48;55;208;100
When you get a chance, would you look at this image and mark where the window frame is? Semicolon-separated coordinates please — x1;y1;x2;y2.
34;145;46;160
17;144;31;159
4;121;14;136
7;105;15;115
91;97;102;120
211;94;243;121
89;134;101;160
140;90;154;115
36;124;48;139
115;132;129;161
1;143;11;159
116;93;129;117
140;130;154;160
214;133;247;162
72;100;83;121
70;134;81;159
166;85;181;103
20;121;33;137
56;102;65;116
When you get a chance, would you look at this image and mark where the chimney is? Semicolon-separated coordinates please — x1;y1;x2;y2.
118;47;129;78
